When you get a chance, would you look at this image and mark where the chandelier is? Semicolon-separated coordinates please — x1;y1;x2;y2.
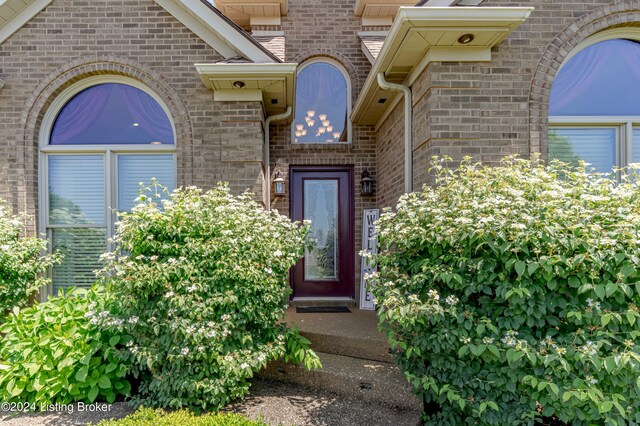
294;110;342;143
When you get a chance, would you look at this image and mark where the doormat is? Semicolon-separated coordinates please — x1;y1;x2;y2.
296;306;351;313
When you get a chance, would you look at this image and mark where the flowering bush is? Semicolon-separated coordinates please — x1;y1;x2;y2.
99;183;319;410
367;157;640;425
0;287;130;405
0;200;59;318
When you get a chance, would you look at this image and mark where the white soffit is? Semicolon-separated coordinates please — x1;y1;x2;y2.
0;0;52;45
214;0;287;30
154;0;278;63
351;6;534;125
195;63;296;117
354;0;415;18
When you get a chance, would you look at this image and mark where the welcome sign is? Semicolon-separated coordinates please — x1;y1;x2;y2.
359;208;379;310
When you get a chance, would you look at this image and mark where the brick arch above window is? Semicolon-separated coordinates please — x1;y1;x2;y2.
528;2;640;157
292;50;360;94
19;56;193;219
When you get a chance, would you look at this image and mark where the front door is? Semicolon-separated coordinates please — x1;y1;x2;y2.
290;167;354;298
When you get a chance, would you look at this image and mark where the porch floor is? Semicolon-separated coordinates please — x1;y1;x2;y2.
284;307;391;362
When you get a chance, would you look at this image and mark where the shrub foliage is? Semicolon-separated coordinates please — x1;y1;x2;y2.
368;157;640;425
0;288;131;405
99;183;319;410
97;407;268;426
0;200;59;317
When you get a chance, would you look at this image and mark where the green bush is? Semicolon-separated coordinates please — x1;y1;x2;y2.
368;157;640;425
0;200;59;318
98;183;320;410
96;407;268;426
0;287;131;405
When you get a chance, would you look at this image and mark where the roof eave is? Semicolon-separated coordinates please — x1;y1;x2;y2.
351;6;534;126
195;63;297;118
154;0;281;63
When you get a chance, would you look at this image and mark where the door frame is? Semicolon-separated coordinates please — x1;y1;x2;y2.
289;165;355;299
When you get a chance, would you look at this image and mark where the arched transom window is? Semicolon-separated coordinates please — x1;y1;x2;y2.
40;77;176;295
293;60;351;144
548;36;640;176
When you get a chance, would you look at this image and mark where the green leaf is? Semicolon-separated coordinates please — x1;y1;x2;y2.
601;314;612;327
10;384;24;397
98;376;111;389
88;386;99;403
605;357;616;373
621;264;635;278
594;284;606;301
488;345;500;358
549;383;559;396
515;261;526;277
605;282;618;297
599;401;613;414
109;336;120;346
627;312;636;326
75;366;88;383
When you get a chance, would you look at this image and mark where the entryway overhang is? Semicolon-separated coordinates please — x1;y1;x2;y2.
194;62;297;119
351;6;534;126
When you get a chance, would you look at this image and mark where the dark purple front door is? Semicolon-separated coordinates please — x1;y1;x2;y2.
290;167;354;298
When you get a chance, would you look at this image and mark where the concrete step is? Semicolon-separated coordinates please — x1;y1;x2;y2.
285;307;394;363
259;351;422;411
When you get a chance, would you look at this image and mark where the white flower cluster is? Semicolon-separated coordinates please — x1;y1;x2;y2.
580;341;598;356
445;295;459;306
586;298;601;312
501;330;519;347
427;289;440;301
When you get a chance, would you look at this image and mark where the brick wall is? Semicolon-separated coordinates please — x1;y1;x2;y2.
0;0;265;226
376;0;640;204
269;0;378;302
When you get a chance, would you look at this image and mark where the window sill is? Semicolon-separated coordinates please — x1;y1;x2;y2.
290;143;352;151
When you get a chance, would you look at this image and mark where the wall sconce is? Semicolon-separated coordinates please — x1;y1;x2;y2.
273;170;286;196
361;169;374;196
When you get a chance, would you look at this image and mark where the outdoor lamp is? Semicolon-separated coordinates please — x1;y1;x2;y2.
273;170;286;196
361;168;374;196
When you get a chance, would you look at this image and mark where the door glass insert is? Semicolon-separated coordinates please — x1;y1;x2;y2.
304;179;338;280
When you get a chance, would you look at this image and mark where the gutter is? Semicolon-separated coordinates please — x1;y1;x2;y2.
264;106;292;210
377;73;412;194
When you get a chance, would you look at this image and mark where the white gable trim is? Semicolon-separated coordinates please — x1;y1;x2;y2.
0;0;53;45
154;0;277;63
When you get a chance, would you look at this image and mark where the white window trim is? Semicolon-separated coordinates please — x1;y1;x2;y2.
549;28;640;177
38;76;177;300
291;58;353;145
548;116;640;178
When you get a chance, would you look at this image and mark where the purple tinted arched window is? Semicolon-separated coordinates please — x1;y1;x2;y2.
50;83;174;145
293;62;348;143
550;39;640;116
